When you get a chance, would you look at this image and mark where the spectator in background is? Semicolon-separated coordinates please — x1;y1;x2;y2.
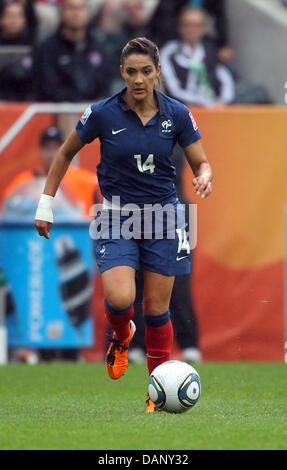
188;0;234;64
160;7;235;107
33;0;112;102
91;0;148;93
0;0;37;45
4;126;101;213
0;0;36;101
147;0;234;65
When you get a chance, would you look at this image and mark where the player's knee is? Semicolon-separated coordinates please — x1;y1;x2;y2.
106;290;135;311
143;296;168;316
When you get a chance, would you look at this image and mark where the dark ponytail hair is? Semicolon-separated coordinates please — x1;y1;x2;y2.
121;37;160;68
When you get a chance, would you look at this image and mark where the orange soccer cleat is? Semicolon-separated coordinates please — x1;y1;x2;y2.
145;393;157;413
106;320;136;380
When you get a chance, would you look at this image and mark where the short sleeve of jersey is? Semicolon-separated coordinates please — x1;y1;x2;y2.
175;103;201;148
76;103;101;143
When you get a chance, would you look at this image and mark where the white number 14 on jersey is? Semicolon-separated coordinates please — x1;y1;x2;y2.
134;154;155;174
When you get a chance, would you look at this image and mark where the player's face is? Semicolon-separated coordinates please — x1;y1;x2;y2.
120;54;161;102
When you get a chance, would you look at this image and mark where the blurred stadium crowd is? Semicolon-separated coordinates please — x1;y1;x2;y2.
0;0;274;105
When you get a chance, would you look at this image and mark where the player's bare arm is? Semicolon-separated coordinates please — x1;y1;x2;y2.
183;140;213;198
42;129;85;197
35;130;85;239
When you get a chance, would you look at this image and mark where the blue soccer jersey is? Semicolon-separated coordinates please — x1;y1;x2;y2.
76;88;201;207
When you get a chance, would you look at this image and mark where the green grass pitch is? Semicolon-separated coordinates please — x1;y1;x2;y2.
0;362;286;450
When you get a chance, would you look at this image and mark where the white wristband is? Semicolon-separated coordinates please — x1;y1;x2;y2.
35;194;54;223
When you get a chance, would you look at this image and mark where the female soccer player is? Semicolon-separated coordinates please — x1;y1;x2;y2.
35;37;212;412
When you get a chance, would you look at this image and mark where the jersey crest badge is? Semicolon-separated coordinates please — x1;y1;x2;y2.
80;106;92;126
160;118;173;134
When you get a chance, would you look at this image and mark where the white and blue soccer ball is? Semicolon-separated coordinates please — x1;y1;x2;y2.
148;360;201;413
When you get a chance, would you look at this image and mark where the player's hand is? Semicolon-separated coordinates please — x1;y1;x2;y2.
192;175;212;199
34;194;54;238
35;220;52;239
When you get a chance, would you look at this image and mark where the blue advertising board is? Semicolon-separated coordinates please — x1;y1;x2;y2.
0;221;94;348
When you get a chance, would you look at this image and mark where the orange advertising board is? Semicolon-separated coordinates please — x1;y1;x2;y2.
184;106;287;361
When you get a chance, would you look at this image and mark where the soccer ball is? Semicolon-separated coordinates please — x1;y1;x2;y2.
148;360;201;413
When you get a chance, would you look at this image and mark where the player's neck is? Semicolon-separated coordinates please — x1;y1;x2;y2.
124;91;158;117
